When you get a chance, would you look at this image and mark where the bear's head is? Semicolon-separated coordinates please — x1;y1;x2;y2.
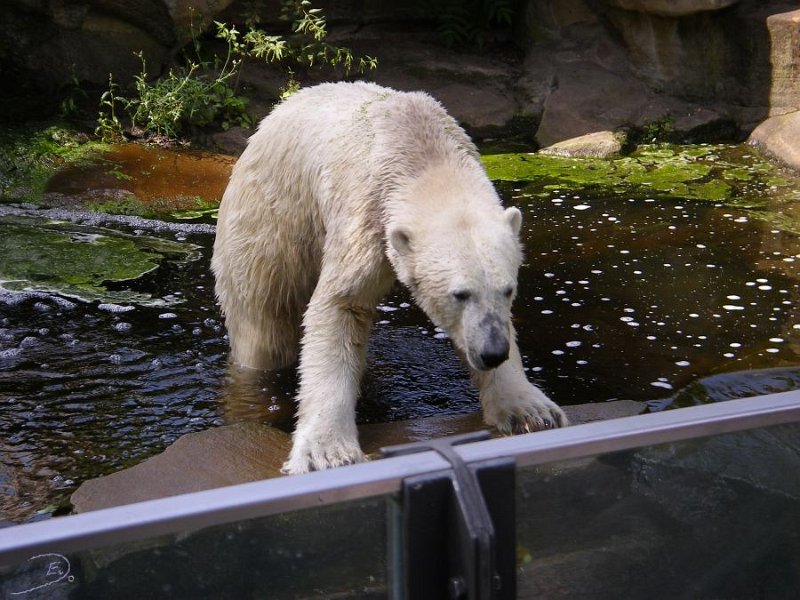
386;166;523;372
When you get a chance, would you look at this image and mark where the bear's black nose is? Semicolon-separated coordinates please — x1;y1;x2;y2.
480;345;509;369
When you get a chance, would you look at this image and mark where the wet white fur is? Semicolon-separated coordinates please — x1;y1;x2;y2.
212;81;567;474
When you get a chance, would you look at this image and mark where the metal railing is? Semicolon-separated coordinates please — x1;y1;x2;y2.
1;390;799;567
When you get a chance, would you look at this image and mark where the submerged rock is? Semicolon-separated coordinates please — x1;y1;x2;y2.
70;422;291;513
71;400;645;514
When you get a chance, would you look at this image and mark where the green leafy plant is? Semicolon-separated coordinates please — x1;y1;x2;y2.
424;0;515;49
95;75;126;142
97;1;377;141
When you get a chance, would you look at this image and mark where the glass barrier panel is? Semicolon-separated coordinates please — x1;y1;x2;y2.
516;422;800;600
0;495;388;600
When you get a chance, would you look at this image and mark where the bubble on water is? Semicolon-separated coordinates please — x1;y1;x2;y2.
696;244;707;249
650;381;673;390
377;305;398;312
159;312;178;319
726;295;741;300
723;305;745;311
566;341;582;348
376;320;390;325
758;285;772;291
19;336;39;348
541;310;553;315
552;350;565;355
729;342;742;348
99;303;135;313
591;269;602;274
769;337;784;343
756;278;768;283
544;273;555;278
620;316;634;322
576;360;588;365
766;348;780;354
114;322;132;333
646;335;656;340
675;361;690;367
574;204;591;211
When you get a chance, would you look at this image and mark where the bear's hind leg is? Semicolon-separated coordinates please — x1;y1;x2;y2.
226;307;302;371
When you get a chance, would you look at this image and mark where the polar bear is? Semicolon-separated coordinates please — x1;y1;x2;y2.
212;81;567;474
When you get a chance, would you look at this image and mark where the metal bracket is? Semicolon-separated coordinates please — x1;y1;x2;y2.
382;431;515;600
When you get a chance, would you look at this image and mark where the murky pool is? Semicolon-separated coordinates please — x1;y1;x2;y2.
1;143;799;523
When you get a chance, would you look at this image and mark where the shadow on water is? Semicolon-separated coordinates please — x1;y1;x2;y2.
0;142;799;522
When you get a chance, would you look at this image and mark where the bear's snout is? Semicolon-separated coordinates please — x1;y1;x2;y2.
473;315;510;370
479;340;509;369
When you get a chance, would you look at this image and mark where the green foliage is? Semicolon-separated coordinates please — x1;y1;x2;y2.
636;116;675;144
0;124;108;202
280;0;378;72
424;0;515;49
95;75;126;142
58;66;88;118
96;1;377;141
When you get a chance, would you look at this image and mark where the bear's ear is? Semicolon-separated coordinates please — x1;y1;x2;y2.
504;207;522;236
389;227;413;256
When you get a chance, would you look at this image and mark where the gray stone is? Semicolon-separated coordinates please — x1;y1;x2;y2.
748;109;800;171
539;130;626;158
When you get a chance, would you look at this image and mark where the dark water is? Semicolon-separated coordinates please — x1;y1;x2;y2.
1;178;799;522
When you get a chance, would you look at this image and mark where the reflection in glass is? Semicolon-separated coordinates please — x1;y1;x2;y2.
516;423;800;599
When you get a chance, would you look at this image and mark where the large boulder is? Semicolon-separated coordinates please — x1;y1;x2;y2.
766;9;800;116
748;110;800;171
518;0;800;144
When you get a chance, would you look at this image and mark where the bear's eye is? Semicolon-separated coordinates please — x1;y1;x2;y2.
502;287;514;299
452;290;471;302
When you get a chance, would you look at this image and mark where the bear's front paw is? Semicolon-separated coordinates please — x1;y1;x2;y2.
483;385;568;435
281;432;367;475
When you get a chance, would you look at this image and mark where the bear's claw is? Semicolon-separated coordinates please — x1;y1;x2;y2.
508;413;562;434
281;437;367;475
